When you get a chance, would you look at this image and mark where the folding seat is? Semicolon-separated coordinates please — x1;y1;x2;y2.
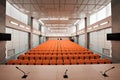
79;55;84;59
84;55;90;59
68;55;74;59
23;55;29;60
42;59;49;65
70;59;77;65
84;59;91;64
6;60;20;65
89;55;95;59
73;55;79;59
88;51;93;54
63;55;68;59
97;59;105;64
94;54;100;59
45;55;51;60
34;55;41;60
35;60;42;65
90;59;98;64
14;60;23;65
17;54;25;60
57;55;63;60
28;55;35;60
28;60;35;65
6;60;15;65
40;55;46;60
57;59;63;65
63;59;70;65
49;59;56;65
77;59;84;64
103;58;111;64
20;60;29;65
51;55;57;60
25;52;30;55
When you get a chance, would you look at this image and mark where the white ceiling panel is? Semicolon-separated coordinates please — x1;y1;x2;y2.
65;0;77;4
82;0;89;4
7;0;111;32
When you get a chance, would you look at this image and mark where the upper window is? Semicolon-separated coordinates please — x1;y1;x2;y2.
6;1;28;24
90;3;111;25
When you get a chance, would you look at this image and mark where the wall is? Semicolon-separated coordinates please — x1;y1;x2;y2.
89;28;112;57
6;28;29;59
78;34;85;47
32;34;39;48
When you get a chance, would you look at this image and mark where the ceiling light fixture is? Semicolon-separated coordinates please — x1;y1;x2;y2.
40;18;68;20
38;19;44;25
74;20;80;25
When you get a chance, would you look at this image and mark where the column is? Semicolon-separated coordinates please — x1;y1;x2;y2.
28;17;33;49
84;17;89;49
39;24;42;44
111;0;120;62
75;25;79;44
0;0;6;63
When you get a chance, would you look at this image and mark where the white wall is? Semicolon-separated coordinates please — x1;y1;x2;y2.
89;28;112;57
33;19;40;30
6;28;28;58
79;34;85;47
33;34;39;47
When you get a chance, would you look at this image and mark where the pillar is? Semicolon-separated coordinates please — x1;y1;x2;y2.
0;0;6;63
84;17;89;49
75;25;79;44
111;0;120;62
28;17;33;49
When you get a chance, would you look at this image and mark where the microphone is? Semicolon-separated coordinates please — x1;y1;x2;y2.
102;66;115;77
16;66;29;78
63;69;68;78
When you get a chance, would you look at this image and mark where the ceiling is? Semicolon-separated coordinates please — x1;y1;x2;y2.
7;0;111;32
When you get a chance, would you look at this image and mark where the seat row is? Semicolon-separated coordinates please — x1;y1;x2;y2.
6;58;111;65
25;51;93;54
18;54;100;60
25;51;93;55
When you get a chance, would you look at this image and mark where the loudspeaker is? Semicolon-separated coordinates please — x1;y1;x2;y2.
0;33;11;41
107;33;120;41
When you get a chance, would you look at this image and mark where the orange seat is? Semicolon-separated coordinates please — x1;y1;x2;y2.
42;60;49;65
79;55;84;59
94;54;100;59
77;59;84;64
73;55;79;59
35;60;42;65
90;59;98;64
84;59;91;64
57;59;63;65
49;60;56;65
103;58;111;64
70;59;77;64
28;60;35;65
17;54;25;60
20;60;29;65
97;59;104;64
63;59;70;65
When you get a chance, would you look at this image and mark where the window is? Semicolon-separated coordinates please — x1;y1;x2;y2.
6;1;28;24
90;3;111;25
